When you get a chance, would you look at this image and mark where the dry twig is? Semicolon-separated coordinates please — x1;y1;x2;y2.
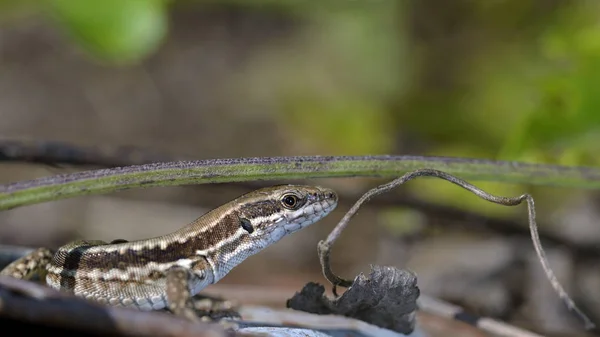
317;169;595;330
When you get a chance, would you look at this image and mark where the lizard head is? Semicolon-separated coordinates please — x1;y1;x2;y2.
236;184;338;248
207;184;338;279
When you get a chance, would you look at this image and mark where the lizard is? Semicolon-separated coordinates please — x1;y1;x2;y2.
0;183;565;336
0;184;338;321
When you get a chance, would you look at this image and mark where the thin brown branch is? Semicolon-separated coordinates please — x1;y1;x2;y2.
318;169;595;330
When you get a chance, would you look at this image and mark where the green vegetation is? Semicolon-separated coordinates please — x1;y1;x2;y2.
1;0;599;218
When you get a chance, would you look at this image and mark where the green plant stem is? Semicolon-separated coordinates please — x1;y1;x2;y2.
2;155;600;210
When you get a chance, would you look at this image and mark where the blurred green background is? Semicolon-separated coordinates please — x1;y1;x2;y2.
8;0;594;216
4;1;600;166
15;0;600;163
1;1;600;335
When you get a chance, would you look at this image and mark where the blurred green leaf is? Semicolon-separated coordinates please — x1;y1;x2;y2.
497;2;600;166
48;0;168;63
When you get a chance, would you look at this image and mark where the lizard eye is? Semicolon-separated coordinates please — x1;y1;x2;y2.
240;218;254;234
281;194;300;209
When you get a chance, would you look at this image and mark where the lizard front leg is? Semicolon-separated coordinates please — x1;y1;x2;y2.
165;262;239;323
166;266;199;321
0;247;54;280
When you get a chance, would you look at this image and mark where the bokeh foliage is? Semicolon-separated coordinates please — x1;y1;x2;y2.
1;0;599;217
48;0;169;63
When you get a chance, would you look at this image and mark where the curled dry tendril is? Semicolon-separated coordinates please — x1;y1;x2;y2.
318;168;595;330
